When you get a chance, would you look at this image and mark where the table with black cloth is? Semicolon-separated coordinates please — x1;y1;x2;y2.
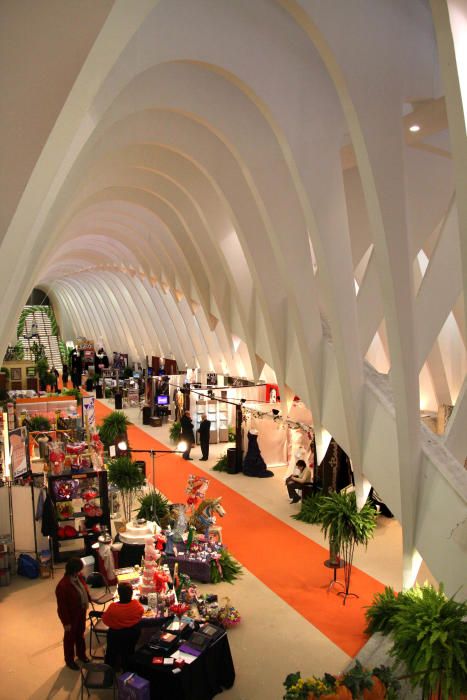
129;628;235;700
117;541;145;568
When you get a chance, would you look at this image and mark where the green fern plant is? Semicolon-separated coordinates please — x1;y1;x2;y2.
169;421;181;444
389;584;467;699
28;415;52;431
292;492;326;524
212;453;228;472
319;490;377;600
137;490;170;524
365;586;401;636
98;410;130;449
210;549;243;584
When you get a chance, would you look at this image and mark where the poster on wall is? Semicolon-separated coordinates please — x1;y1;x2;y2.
82;396;96;433
206;373;217;386
9;427;29;479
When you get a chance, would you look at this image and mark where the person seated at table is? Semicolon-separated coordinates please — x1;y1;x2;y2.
286;459;312;503
102;582;144;668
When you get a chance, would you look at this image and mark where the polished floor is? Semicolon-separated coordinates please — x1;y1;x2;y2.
0;401;436;699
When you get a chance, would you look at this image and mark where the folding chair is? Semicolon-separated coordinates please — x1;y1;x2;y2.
80;662;116;699
88;610;109;659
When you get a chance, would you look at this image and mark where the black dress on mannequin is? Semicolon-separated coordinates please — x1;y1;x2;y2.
243;431;274;478
70;350;83;389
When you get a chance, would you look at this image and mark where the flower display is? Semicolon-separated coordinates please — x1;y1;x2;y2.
169;603;191;618
218;601;241;628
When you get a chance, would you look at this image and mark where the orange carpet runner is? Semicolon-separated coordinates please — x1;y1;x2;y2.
95;399;385;657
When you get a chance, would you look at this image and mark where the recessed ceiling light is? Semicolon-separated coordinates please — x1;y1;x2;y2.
409;124;421;132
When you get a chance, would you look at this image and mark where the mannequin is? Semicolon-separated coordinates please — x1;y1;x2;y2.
70;350;82;389
243;429;274;478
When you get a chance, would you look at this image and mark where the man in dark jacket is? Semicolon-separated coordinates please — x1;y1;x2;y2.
199;413;211;461
180;410;195;460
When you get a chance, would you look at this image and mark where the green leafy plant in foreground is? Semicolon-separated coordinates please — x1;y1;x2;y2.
212;453;228;472
389;583;467;699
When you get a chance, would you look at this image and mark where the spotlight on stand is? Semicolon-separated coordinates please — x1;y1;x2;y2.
272;409;280;416
177;440;188;453
117;440;128;451
240;398;246;404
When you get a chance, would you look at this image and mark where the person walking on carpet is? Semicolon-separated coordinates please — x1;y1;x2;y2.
180;410;195;460
199;413;211;461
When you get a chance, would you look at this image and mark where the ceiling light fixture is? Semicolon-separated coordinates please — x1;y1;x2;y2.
409;124;421;132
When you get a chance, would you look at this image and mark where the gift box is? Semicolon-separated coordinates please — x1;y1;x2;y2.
117;672;150;700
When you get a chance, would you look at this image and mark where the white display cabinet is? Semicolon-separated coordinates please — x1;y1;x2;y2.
194;399;228;444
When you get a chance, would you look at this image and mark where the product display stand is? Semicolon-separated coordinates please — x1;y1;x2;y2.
323;558;345;593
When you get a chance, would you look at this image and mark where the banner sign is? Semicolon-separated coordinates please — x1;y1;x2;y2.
9;427;29;479
82;396;96;433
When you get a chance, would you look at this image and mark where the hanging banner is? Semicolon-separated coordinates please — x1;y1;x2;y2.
82;396;96;433
9;427;29;479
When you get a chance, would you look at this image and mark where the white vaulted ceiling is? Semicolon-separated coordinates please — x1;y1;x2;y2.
0;0;466;591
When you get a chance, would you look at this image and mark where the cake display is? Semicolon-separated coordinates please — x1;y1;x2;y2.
140;534;162;595
119;519;157;544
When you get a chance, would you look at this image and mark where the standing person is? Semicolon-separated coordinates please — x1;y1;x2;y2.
180;410;195;460
286;459;312;503
62;363;69;387
55;557;90;670
51;366;59;393
199;413;211;461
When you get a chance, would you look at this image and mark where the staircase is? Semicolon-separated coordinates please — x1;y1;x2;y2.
20;308;63;371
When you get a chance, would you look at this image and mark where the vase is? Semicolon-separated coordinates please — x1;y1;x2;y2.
329;537;340;566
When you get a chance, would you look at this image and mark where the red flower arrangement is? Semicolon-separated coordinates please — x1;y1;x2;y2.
153;570;170;593
169;603;190;618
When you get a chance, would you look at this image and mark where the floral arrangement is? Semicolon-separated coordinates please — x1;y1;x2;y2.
169;603;191;618
153;570;170;593
283;672;341;699
217;598;241;628
283;662;401;700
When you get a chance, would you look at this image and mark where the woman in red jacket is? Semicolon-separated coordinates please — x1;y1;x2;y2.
102;582;144;668
55;557;90;670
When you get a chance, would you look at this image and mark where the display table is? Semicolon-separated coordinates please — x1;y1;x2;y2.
129;628;235;700
164;553;212;583
118;541;145;568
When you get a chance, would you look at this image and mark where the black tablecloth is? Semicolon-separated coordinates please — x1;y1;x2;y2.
129;630;235;700
118;542;145;568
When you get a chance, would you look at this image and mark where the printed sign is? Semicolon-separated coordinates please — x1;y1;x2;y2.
82;396;96;433
9;428;29;479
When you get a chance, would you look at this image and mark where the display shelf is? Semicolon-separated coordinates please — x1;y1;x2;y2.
48;469;110;562
194;398;228;443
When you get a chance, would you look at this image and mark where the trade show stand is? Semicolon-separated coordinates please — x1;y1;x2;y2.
129;624;235;700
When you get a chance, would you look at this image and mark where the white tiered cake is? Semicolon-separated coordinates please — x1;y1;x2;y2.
119;520;157;544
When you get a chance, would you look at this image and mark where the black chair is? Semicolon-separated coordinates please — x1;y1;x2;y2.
80;662;116;699
105;625;141;670
88;611;109;659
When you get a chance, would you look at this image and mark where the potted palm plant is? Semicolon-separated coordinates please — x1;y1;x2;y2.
319;490;377;604
108;456;145;522
98;410;130;451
